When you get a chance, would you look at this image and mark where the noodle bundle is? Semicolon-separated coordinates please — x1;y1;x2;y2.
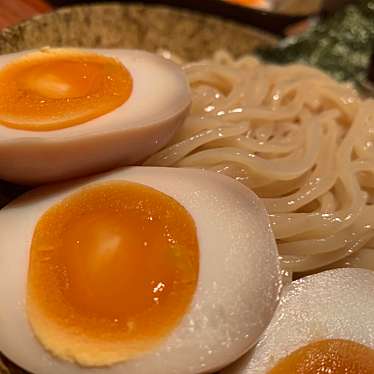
146;51;374;278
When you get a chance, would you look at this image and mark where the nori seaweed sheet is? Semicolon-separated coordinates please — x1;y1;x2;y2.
257;0;374;87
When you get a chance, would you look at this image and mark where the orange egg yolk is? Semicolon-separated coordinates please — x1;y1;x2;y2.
268;339;374;374
0;49;132;131
26;182;199;366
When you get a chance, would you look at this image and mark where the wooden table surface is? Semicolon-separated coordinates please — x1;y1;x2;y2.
0;0;52;29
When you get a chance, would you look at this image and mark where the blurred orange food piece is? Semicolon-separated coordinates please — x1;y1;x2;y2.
225;0;270;9
0;0;52;29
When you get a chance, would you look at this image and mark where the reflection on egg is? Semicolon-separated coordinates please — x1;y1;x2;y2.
0;48;190;184
223;268;374;374
0;167;280;374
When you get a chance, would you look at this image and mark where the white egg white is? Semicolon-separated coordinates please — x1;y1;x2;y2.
0;167;280;374
0;49;191;184
223;268;374;374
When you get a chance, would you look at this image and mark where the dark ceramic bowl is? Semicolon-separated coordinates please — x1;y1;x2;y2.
0;3;277;56
47;0;316;36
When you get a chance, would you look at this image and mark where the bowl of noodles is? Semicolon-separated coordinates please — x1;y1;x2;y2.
1;1;374;373
147;53;374;280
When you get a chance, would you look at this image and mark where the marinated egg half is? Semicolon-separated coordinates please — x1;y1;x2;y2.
0;167;280;374
0;48;190;184
223;268;374;374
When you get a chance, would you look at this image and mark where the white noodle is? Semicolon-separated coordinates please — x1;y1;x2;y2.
148;51;374;279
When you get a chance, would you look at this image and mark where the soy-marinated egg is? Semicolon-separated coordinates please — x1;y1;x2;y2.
0;167;280;374
223;268;374;374
0;48;190;184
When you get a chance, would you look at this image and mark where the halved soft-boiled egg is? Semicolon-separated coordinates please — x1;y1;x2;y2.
223;268;374;374
0;48;190;184
0;167;280;374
